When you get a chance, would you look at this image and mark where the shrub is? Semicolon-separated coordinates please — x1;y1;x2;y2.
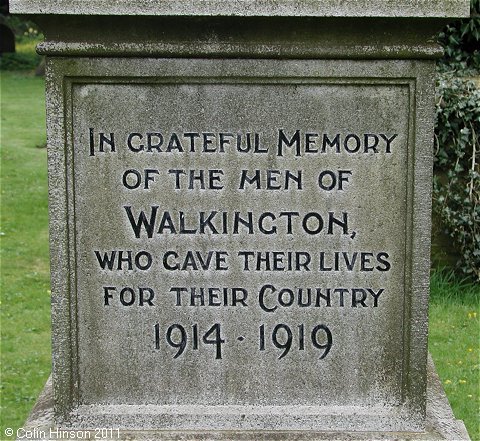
433;0;480;281
437;0;480;75
433;75;480;281
0;16;43;71
0;40;42;70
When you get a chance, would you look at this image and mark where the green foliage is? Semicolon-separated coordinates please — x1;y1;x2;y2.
430;267;480;302
0;16;43;71
434;0;480;280
0;51;41;71
437;0;480;75
3;15;42;41
433;75;480;281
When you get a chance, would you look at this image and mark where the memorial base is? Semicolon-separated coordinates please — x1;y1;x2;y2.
20;356;469;441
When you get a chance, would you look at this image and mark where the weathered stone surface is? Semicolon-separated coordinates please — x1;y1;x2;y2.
10;0;470;438
75;80;407;408
9;0;470;17
36;56;437;431
18;357;470;440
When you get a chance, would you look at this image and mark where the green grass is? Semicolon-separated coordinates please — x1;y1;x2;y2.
1;71;50;435
1;71;479;440
429;270;480;440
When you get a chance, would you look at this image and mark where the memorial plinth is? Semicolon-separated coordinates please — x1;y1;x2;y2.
11;1;471;439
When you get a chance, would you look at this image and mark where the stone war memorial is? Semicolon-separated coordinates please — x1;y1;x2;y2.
10;1;472;440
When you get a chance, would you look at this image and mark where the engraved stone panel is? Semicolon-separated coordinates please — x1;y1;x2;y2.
72;81;410;409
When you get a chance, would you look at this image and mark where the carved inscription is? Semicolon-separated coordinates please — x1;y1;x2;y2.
73;83;409;406
85;126;396;359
